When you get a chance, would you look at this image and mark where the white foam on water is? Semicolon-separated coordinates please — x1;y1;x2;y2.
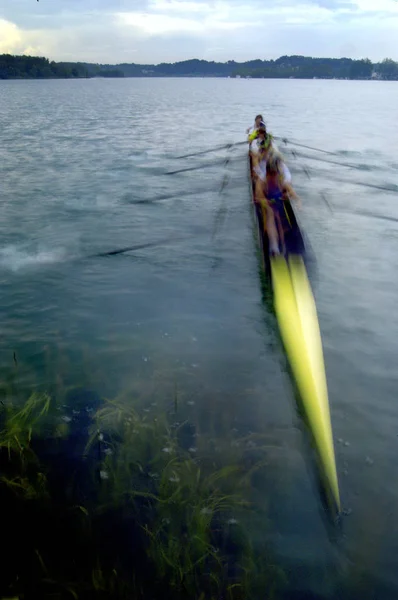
0;245;68;272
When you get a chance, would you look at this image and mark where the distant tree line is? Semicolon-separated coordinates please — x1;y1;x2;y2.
1;53;397;80
0;55;124;79
229;56;398;80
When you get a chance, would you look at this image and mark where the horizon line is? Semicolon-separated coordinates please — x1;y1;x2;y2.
1;53;395;66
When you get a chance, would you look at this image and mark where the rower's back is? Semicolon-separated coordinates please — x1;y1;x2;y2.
265;161;285;200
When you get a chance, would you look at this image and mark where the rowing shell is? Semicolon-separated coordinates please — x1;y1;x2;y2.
248;153;340;515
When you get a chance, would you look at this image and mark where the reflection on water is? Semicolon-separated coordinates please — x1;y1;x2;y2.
0;78;398;598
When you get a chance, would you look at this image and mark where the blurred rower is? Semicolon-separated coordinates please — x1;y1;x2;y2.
246;114;264;135
249;125;269;158
251;132;273;236
268;148;296;197
260;154;300;255
248;119;269;144
250;128;299;249
250;126;275;175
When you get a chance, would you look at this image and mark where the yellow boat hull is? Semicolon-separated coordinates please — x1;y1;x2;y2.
270;254;340;513
247;152;340;513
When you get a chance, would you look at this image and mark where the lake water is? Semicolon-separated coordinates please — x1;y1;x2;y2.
1;77;398;599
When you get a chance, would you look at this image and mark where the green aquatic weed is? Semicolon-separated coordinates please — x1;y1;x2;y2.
0;375;285;600
88;399;257;599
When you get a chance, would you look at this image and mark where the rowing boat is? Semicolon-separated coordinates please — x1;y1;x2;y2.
248;153;341;516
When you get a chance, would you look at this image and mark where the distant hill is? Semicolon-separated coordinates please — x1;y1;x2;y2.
1;53;397;80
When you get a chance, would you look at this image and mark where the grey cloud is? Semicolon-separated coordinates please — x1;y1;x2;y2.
1;0;397;63
1;0;149;29
48;32;205;64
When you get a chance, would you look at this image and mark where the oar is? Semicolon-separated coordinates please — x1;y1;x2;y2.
286;148;374;171
296;166;398;224
341;208;398;224
175;141;247;160
88;169;236;257
175;137;339;161
330;174;397;194
320;192;334;214
291;158;398;195
165;155;241;175
86;237;186;259
277;137;339;156
125;177;244;205
311;172;397;194
348;209;398;224
83;200;398;263
317;188;398;224
125;186;219;205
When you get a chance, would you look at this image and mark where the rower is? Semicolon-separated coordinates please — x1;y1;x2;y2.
248;120;269;144
250;125;267;157
246;114;264;135
268;150;301;206
251;133;274;233
250;127;275;177
261;154;300;255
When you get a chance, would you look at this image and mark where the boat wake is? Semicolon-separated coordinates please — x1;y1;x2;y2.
0;245;68;272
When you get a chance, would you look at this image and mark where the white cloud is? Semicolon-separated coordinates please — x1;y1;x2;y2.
0;18;24;54
117;12;204;34
0;18;50;56
116;0;255;37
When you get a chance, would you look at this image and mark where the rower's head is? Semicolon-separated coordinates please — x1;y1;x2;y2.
255;114;263;127
257;126;266;139
258;133;272;154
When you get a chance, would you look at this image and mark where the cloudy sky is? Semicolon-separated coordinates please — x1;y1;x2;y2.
0;0;397;64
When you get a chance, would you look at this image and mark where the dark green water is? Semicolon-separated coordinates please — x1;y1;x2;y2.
1;77;398;598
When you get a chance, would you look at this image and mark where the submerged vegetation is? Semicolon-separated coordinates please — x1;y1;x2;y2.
0;359;286;600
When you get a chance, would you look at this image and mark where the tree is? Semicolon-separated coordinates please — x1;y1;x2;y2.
349;58;372;79
376;58;398;80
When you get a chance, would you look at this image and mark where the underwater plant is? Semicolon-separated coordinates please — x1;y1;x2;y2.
0;374;285;600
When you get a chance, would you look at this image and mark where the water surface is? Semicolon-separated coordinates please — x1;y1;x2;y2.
1;77;398;599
